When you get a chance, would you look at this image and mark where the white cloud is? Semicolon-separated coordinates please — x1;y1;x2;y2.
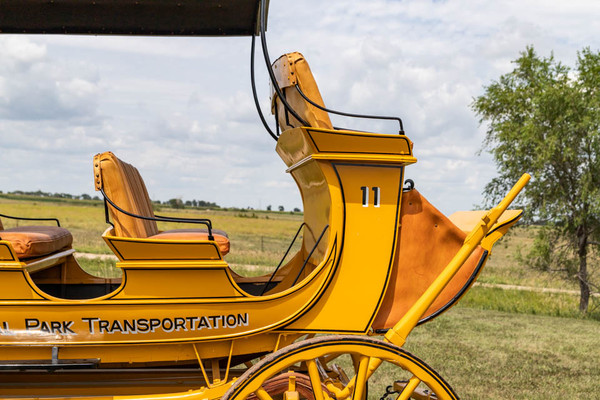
0;37;101;122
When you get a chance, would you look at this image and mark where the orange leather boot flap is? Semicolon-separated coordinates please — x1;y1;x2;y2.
372;189;486;330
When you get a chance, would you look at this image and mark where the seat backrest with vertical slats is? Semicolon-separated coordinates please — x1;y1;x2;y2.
93;151;159;238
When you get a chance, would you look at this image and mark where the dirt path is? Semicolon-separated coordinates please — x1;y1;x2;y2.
475;282;599;297
75;252;118;261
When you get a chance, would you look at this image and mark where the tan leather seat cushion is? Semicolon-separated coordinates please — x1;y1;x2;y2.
0;226;73;259
150;229;230;256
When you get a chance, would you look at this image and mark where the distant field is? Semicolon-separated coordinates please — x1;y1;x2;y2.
0;196;303;275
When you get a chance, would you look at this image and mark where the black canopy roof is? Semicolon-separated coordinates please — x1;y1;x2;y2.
0;0;268;36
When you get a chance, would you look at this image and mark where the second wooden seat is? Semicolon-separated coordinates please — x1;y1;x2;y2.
93;151;230;255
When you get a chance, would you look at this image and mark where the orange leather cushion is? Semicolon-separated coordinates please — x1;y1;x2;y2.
150;229;230;256
0;226;73;259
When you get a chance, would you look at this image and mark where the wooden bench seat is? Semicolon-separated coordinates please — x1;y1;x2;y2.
93;151;230;256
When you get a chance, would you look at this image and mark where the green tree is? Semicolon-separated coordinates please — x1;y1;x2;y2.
472;46;600;313
167;198;184;209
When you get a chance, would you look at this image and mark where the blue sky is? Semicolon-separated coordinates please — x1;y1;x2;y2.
1;0;599;213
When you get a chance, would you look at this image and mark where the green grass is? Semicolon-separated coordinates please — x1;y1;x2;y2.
0;197;304;260
479;226;594;292
402;307;600;399
0;198;108;253
76;256;121;279
330;307;600;399
0;195;302;278
458;285;600;320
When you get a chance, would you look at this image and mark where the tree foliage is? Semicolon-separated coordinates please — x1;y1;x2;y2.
472;46;600;313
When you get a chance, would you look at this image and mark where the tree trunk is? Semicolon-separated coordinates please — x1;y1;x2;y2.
576;225;590;313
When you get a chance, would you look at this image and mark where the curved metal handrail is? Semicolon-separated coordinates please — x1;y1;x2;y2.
292;224;330;286
294;84;405;134
251;0;405;140
0;213;61;227
100;188;214;240
260;222;306;295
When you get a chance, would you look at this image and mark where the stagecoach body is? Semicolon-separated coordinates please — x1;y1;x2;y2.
0;1;528;398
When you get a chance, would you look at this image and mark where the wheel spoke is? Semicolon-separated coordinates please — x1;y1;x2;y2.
307;360;325;400
351;356;369;400
397;376;421;400
350;353;361;372
331;362;350;385
333;356;384;400
321;353;341;365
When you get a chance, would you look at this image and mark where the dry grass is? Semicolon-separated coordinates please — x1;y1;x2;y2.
0;197;108;253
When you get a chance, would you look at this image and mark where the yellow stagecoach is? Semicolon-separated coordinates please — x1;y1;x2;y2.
0;1;528;399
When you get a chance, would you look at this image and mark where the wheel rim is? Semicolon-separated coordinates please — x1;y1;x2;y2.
224;335;458;400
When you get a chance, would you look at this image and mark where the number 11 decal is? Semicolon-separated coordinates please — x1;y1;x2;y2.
361;186;381;208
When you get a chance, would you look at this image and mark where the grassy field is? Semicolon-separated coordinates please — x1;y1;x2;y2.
479;227;582;290
353;307;600;399
0;196;303;274
402;307;600;399
1;196;599;398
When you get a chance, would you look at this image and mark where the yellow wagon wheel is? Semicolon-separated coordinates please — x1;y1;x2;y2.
223;335;458;400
